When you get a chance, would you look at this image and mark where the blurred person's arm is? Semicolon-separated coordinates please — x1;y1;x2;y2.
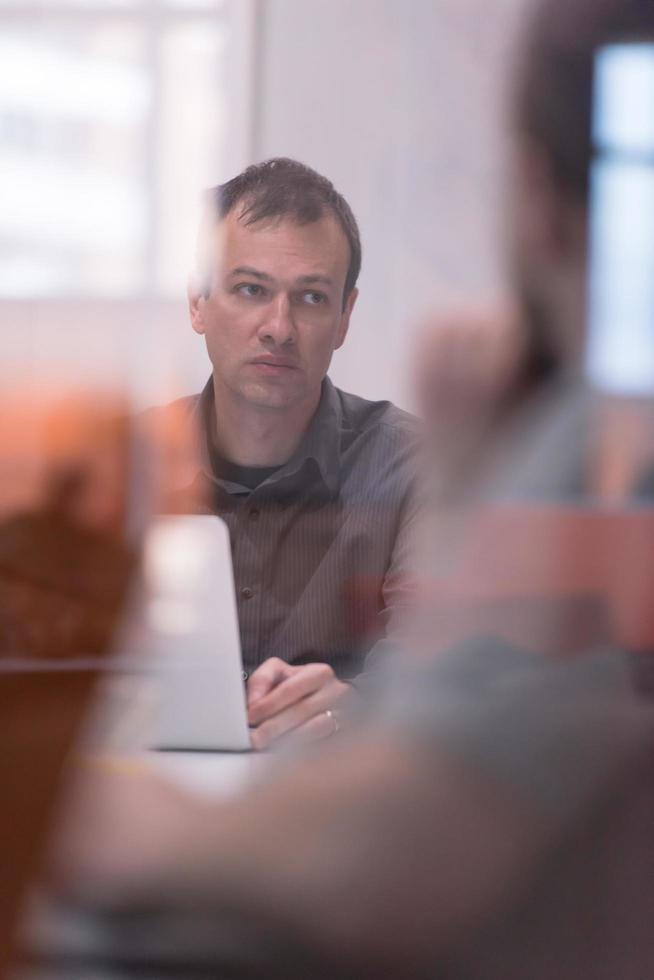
51;642;654;977
52;728;545;975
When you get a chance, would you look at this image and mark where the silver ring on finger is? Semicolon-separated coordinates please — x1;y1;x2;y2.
325;709;339;735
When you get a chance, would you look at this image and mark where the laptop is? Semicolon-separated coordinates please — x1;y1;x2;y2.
142;515;251;752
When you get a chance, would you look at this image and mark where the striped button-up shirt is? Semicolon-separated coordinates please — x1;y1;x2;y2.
181;377;422;679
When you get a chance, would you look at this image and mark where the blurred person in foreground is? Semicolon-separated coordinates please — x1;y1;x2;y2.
41;1;654;978
176;158;422;749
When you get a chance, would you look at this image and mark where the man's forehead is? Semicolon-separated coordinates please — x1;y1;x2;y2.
218;209;350;280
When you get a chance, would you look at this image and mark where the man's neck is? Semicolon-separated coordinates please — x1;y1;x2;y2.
210;382;321;467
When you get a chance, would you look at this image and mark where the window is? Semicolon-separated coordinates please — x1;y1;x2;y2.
0;0;255;299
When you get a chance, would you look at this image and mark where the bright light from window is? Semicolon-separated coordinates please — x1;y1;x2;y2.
0;2;228;298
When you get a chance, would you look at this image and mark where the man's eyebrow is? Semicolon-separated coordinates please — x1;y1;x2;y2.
295;274;334;287
228;266;275;282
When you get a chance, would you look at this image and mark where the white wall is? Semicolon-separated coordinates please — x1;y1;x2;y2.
253;0;533;409
0;299;192;409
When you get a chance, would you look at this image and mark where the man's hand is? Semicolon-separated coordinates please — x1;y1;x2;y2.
247;658;357;751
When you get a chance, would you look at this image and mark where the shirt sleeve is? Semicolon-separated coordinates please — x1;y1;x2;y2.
350;468;428;696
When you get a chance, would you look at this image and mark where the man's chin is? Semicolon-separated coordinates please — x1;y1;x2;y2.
236;381;306;411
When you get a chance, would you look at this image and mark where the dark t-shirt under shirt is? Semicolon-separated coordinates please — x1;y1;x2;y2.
211;454;281;492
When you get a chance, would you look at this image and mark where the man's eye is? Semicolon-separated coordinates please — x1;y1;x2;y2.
302;291;326;306
237;283;265;299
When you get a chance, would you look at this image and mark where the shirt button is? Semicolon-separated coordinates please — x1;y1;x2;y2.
240;586;254;600
249;508;260;521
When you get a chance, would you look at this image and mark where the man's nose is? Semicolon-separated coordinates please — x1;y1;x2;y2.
258;294;296;346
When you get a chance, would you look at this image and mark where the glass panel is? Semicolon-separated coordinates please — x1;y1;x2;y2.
0;21;150;297
0;8;228;298
0;9;225;297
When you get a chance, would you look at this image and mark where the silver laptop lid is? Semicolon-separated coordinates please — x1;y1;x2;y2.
144;515;251;752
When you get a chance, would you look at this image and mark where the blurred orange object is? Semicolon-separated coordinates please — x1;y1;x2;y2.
427;506;654;657
0;389;139;977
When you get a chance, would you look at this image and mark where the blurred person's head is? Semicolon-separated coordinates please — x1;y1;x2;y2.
188;158;360;417
510;0;654;370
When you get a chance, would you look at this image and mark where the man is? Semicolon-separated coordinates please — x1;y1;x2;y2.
181;158;421;749
43;0;654;977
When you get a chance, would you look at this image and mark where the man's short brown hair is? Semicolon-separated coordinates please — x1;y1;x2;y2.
198;158;361;308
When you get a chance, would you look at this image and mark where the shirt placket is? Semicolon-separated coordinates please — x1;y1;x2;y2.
231;489;271;675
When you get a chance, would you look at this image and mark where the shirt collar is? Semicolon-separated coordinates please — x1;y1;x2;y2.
194;376;342;499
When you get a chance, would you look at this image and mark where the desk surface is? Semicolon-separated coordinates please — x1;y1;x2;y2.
146;748;271;798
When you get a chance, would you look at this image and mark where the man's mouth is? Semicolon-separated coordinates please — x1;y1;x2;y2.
249;356;299;371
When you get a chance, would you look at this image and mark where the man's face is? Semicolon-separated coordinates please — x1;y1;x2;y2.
189;210;357;413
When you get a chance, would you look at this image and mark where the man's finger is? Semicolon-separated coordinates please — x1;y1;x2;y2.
248;663;333;727
250;685;339;750
246;657;292;707
294;710;341;742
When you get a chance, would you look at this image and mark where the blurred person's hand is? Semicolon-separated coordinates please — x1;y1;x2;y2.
50;756;202;904
247;658;357;750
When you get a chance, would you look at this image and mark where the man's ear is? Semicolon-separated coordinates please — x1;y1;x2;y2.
335;287;358;350
187;275;207;336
